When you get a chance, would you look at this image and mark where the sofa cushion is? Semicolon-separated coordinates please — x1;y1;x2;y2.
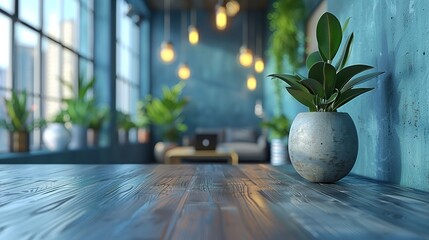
224;128;257;143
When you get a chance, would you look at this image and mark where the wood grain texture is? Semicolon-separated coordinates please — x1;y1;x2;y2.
0;164;428;239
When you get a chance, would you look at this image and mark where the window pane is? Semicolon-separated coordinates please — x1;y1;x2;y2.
43;0;61;40
42;38;61;99
43;99;61;122
63;0;79;49
19;0;41;29
30;96;41;150
120;46;130;79
79;6;93;58
0;15;12;89
81;0;93;11
15;24;40;94
0;0;14;14
62;49;77;99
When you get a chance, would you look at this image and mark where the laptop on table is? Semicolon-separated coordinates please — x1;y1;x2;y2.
194;133;218;151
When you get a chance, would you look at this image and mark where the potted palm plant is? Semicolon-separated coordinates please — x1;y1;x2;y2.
269;12;384;183
136;96;151;143
261;114;290;165
0;91;45;152
117;111;136;144
146;82;188;162
62;77;95;150
88;106;109;147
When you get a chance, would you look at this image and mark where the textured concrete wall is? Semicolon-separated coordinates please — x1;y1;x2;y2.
327;0;429;191
151;10;265;140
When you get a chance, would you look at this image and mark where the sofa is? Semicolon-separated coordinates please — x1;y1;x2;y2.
194;127;268;163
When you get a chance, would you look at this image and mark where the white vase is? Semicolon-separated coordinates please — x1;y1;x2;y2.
43;123;71;151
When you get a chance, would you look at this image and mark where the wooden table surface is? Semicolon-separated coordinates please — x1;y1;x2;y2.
0;164;428;240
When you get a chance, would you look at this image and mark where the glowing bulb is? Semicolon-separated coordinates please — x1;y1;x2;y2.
226;0;240;17
188;26;199;45
216;5;227;30
247;75;257;91
238;46;253;67
159;41;175;63
178;63;191;80
254;57;265;73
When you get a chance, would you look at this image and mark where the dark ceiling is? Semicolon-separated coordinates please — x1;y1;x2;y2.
145;0;268;11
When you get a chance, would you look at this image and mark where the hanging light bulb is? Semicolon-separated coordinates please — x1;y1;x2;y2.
178;63;191;80
160;0;175;63
254;57;264;73
215;4;227;30
239;46;253;67
226;0;240;17
188;9;199;45
247;75;257;91
160;41;175;63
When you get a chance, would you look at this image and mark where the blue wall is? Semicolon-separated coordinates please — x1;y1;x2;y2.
327;0;429;191
150;10;266;140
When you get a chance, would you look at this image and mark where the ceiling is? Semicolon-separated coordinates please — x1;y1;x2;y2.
145;0;268;11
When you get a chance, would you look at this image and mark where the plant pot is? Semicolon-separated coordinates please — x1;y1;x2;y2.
87;129;99;147
270;138;289;166
69;124;88;150
43;123;71;151
118;129;129;144
154;141;177;163
288;112;358;183
9;131;29;152
137;128;150;143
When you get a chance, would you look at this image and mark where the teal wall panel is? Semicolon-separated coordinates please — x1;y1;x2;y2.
328;0;429;191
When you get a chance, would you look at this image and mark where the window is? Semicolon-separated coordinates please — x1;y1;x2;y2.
0;0;94;152
116;0;140;119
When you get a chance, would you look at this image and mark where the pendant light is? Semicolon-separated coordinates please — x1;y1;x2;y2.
226;0;240;17
254;16;264;73
178;11;191;80
188;8;199;45
215;0;227;30
247;74;257;91
160;0;175;63
238;9;253;67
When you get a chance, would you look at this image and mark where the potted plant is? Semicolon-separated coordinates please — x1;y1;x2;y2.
88;106;109;147
269;12;384;183
42;110;71;151
62;76;95;150
136;96;151;143
146;82;188;162
116;111;136;144
261;114;290;165
0;91;45;152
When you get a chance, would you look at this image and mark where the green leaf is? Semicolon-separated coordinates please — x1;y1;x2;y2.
306;51;323;70
268;74;309;92
334;33;354;71
342;71;384;92
333;88;374;110
286;87;315;109
301;78;324;97
336;64;373;90
322;63;337;98
308;62;325;84
342;17;351;33
316;12;343;61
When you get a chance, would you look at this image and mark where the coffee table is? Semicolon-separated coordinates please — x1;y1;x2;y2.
164;146;239;165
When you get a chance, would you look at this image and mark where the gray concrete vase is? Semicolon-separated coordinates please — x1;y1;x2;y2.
288;112;358;183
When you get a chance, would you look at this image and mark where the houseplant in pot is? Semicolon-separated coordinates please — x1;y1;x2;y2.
261;114;290;165
43;110;71;151
146;82;188;162
62;76;95;150
88;106;109;147
0;90;45;152
116;111;136;144
136;96;151;143
269;12;384;182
